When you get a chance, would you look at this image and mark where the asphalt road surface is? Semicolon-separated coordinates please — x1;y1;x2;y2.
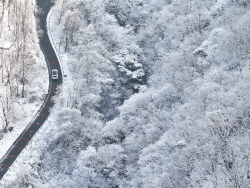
0;0;62;180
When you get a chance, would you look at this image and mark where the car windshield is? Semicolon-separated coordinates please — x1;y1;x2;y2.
52;70;57;75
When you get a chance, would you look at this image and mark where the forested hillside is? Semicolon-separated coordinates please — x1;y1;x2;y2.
1;0;250;187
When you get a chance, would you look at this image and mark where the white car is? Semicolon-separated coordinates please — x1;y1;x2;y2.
52;69;58;79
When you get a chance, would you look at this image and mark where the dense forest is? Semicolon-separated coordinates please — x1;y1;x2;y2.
1;0;250;187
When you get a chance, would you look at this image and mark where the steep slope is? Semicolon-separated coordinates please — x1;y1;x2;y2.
1;0;250;187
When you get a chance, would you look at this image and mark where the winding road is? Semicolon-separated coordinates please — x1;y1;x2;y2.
0;0;62;180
